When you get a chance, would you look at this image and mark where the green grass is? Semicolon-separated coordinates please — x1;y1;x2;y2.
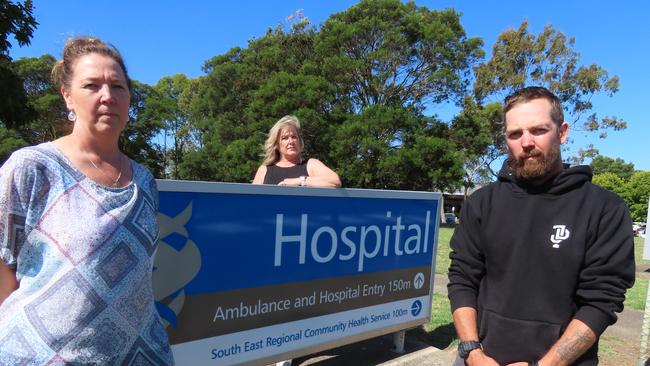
413;292;457;349
635;236;650;266
625;276;648;311
424;293;454;332
626;236;648;311
597;336;620;357
434;227;454;275
418;228;457;348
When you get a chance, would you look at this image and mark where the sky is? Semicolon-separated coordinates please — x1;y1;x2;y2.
8;0;650;170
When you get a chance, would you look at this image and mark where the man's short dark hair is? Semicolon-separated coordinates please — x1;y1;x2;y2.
503;86;564;128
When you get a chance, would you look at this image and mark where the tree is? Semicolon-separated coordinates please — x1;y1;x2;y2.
0;58;34;130
620;171;650;222
0;0;37;57
140;74;196;179
330;105;463;190
592;172;625;197
246;72;338;164
590;155;634;181
594;171;650;222
473;21;623;169
313;0;482;189
175;22;319;182
315;0;483;111
0;126;26;162
0;0;38;130
166;1;625;193
119;80;165;177
12;54;69;143
389;131;464;192
175;0;491;190
448;97;503;195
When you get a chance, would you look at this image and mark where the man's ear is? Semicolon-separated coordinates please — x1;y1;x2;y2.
559;122;569;144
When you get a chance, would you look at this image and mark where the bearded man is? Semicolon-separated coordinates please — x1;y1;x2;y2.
447;86;635;366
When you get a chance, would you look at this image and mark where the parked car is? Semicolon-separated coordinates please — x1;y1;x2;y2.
633;222;646;237
444;212;457;224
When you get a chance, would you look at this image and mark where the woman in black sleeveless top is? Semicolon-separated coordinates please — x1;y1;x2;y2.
252;115;341;187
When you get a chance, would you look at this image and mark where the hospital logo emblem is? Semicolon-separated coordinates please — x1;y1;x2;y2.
550;225;570;248
154;202;202;328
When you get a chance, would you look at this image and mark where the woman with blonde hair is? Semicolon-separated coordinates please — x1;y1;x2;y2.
0;37;173;365
253;115;341;188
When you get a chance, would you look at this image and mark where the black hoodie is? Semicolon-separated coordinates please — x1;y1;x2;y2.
447;164;635;365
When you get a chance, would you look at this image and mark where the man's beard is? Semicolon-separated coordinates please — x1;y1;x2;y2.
507;141;562;182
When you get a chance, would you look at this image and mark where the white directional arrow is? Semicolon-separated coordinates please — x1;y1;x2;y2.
413;272;425;289
411;300;423;316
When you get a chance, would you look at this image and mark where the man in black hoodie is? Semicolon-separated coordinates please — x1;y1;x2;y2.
448;86;635;366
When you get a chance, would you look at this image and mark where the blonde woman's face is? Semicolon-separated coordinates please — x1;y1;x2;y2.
278;127;300;160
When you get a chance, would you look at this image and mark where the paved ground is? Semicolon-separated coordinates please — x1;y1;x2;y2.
291;330;456;366
599;264;648;366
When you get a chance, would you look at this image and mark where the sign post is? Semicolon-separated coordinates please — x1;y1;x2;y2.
640;198;650;366
643;197;650;260
153;181;441;365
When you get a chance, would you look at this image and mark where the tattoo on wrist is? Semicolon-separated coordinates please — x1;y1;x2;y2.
556;329;594;363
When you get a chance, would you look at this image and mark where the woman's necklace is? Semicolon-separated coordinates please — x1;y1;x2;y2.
87;154;123;187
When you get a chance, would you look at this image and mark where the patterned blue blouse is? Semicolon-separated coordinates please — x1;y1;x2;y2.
0;142;173;365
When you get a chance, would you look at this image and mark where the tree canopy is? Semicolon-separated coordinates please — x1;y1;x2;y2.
0;0;37;57
590;155;635;181
0;0;37;130
0;0;639;198
591;156;648;222
153;0;486;191
470;20;624;175
592;172;625;197
316;0;483;111
621;171;650;222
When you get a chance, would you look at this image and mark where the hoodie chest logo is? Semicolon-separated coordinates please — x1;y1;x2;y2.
550;225;570;248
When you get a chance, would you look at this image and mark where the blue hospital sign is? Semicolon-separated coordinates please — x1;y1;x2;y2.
153;181;440;365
